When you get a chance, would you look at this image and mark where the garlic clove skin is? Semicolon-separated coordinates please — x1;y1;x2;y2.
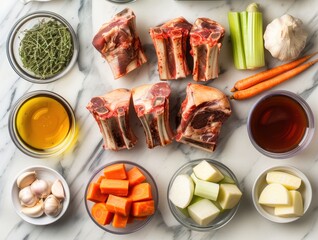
19;186;39;207
21;199;44;218
17;171;37;189
43;195;62;217
264;14;308;61
30;179;51;199
51;179;65;200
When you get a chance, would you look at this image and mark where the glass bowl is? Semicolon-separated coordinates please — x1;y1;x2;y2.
11;165;70;225
252;165;312;223
247;90;314;159
84;161;159;234
167;159;242;231
8;90;77;158
6;11;79;83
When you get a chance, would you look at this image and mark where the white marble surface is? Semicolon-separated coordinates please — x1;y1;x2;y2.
1;0;318;239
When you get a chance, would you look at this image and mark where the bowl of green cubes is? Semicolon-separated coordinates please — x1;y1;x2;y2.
167;159;242;231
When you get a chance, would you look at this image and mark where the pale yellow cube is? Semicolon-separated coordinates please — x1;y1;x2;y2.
193;160;224;182
218;184;242;209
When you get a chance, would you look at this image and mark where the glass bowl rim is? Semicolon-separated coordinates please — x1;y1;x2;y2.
247;90;315;159
8;90;76;158
84;160;159;235
167;158;242;231
6;11;79;84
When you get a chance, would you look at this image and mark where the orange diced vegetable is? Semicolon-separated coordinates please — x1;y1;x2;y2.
87;182;108;203
105;194;132;216
91;203;114;225
104;163;127;179
97;175;106;184
100;179;129;196
131;200;155;217
129;183;152;202
112;213;129;228
127;167;146;186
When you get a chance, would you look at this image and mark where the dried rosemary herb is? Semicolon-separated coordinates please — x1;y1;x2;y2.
19;19;73;79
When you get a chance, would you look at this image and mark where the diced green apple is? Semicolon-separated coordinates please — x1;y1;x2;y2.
194;179;219;201
193;160;224;182
266;171;302;190
169;174;194;208
218;184;242;209
188;199;220;226
274;190;304;217
258;183;291;207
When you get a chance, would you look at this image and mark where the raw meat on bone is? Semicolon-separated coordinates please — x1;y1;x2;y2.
92;8;147;79
132;82;174;148
190;18;225;81
87;88;137;151
176;83;231;152
149;17;192;80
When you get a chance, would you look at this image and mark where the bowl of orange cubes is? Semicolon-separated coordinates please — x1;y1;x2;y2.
84;161;159;234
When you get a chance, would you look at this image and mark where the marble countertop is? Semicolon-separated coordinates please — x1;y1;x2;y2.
1;0;318;239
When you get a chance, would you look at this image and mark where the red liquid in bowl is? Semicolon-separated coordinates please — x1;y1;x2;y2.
250;95;308;153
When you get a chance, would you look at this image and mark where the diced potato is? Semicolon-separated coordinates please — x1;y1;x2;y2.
258;183;291;207
194;179;219;201
218;184;242;209
266;171;302;190
274;190;304;217
188;199;220;226
169;174;194;208
193;160;224;182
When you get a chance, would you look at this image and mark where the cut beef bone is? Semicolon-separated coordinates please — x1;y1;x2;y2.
176;83;231;152
87;88;137;151
92;8;147;79
132;82;174;148
190;18;225;81
150;17;192;80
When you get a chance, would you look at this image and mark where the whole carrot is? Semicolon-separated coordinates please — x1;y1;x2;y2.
231;52;318;92
231;59;318;100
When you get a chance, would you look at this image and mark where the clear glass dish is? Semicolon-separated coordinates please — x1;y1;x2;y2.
247;90;315;159
167;159;242;231
84;160;159;234
6;11;79;83
8;90;77;158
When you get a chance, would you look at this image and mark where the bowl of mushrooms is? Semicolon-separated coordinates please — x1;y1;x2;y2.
11;165;70;225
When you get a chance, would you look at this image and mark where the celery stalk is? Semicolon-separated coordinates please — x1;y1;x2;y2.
228;3;265;70
246;4;265;69
228;12;246;69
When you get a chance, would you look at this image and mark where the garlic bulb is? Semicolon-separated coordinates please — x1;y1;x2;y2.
43;195;62;217
264;14;308;61
19;186;38;207
30;179;51;198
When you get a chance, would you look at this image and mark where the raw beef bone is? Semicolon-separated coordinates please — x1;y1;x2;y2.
92;8;147;79
149;17;192;80
132;82;174;148
87;88;137;151
176;83;231;152
190;18;225;81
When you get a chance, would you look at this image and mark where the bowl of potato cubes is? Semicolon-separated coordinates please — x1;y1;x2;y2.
167;159;243;231
252;165;312;223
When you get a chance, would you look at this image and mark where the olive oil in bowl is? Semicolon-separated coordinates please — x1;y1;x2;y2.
247;91;314;159
9;91;76;158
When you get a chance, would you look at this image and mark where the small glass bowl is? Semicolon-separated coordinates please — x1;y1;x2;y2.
6;11;79;83
84;161;159;234
8;90;77;158
11;165;71;225
252;165;312;223
247;90;314;159
167;159;242;231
